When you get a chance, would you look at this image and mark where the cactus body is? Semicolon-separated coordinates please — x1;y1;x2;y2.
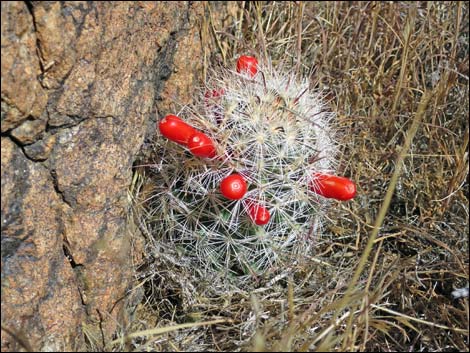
147;57;349;278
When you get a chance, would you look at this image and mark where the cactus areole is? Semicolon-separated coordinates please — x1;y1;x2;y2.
150;55;356;277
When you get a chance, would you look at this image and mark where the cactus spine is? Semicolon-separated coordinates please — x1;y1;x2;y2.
146;56;355;280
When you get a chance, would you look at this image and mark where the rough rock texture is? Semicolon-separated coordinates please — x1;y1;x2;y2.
1;1;228;351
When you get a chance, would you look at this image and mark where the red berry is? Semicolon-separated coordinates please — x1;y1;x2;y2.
220;174;247;200
236;55;258;77
248;204;270;226
159;115;197;146
187;132;217;158
310;173;356;201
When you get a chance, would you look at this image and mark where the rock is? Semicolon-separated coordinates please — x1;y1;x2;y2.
1;1;230;351
23;134;57;161
10;118;47;145
1;138;86;351
1;1;48;132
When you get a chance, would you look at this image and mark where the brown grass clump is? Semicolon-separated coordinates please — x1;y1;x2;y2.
123;2;468;352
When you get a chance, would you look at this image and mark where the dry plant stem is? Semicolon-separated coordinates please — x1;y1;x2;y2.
391;3;417;116
294;2;304;77
233;1;246;55
370;304;468;333
201;4;209;83
255;2;268;62
326;91;433;340
308;311;353;349
206;3;226;65
106;318;229;348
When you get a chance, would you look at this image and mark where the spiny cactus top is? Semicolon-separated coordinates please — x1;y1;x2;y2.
148;55;356;279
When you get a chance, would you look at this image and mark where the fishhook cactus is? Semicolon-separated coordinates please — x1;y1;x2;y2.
147;55;356;278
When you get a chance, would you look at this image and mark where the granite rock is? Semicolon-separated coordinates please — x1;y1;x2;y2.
1;1;224;351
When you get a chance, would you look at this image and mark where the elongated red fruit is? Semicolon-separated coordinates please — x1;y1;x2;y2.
311;173;356;201
220;174;247;200
188;131;217;158
248;203;270;226
159;115;197;146
236;55;258;77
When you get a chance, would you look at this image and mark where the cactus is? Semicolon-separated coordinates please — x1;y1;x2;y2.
145;56;355;280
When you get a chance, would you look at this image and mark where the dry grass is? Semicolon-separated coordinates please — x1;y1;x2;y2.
122;2;469;352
